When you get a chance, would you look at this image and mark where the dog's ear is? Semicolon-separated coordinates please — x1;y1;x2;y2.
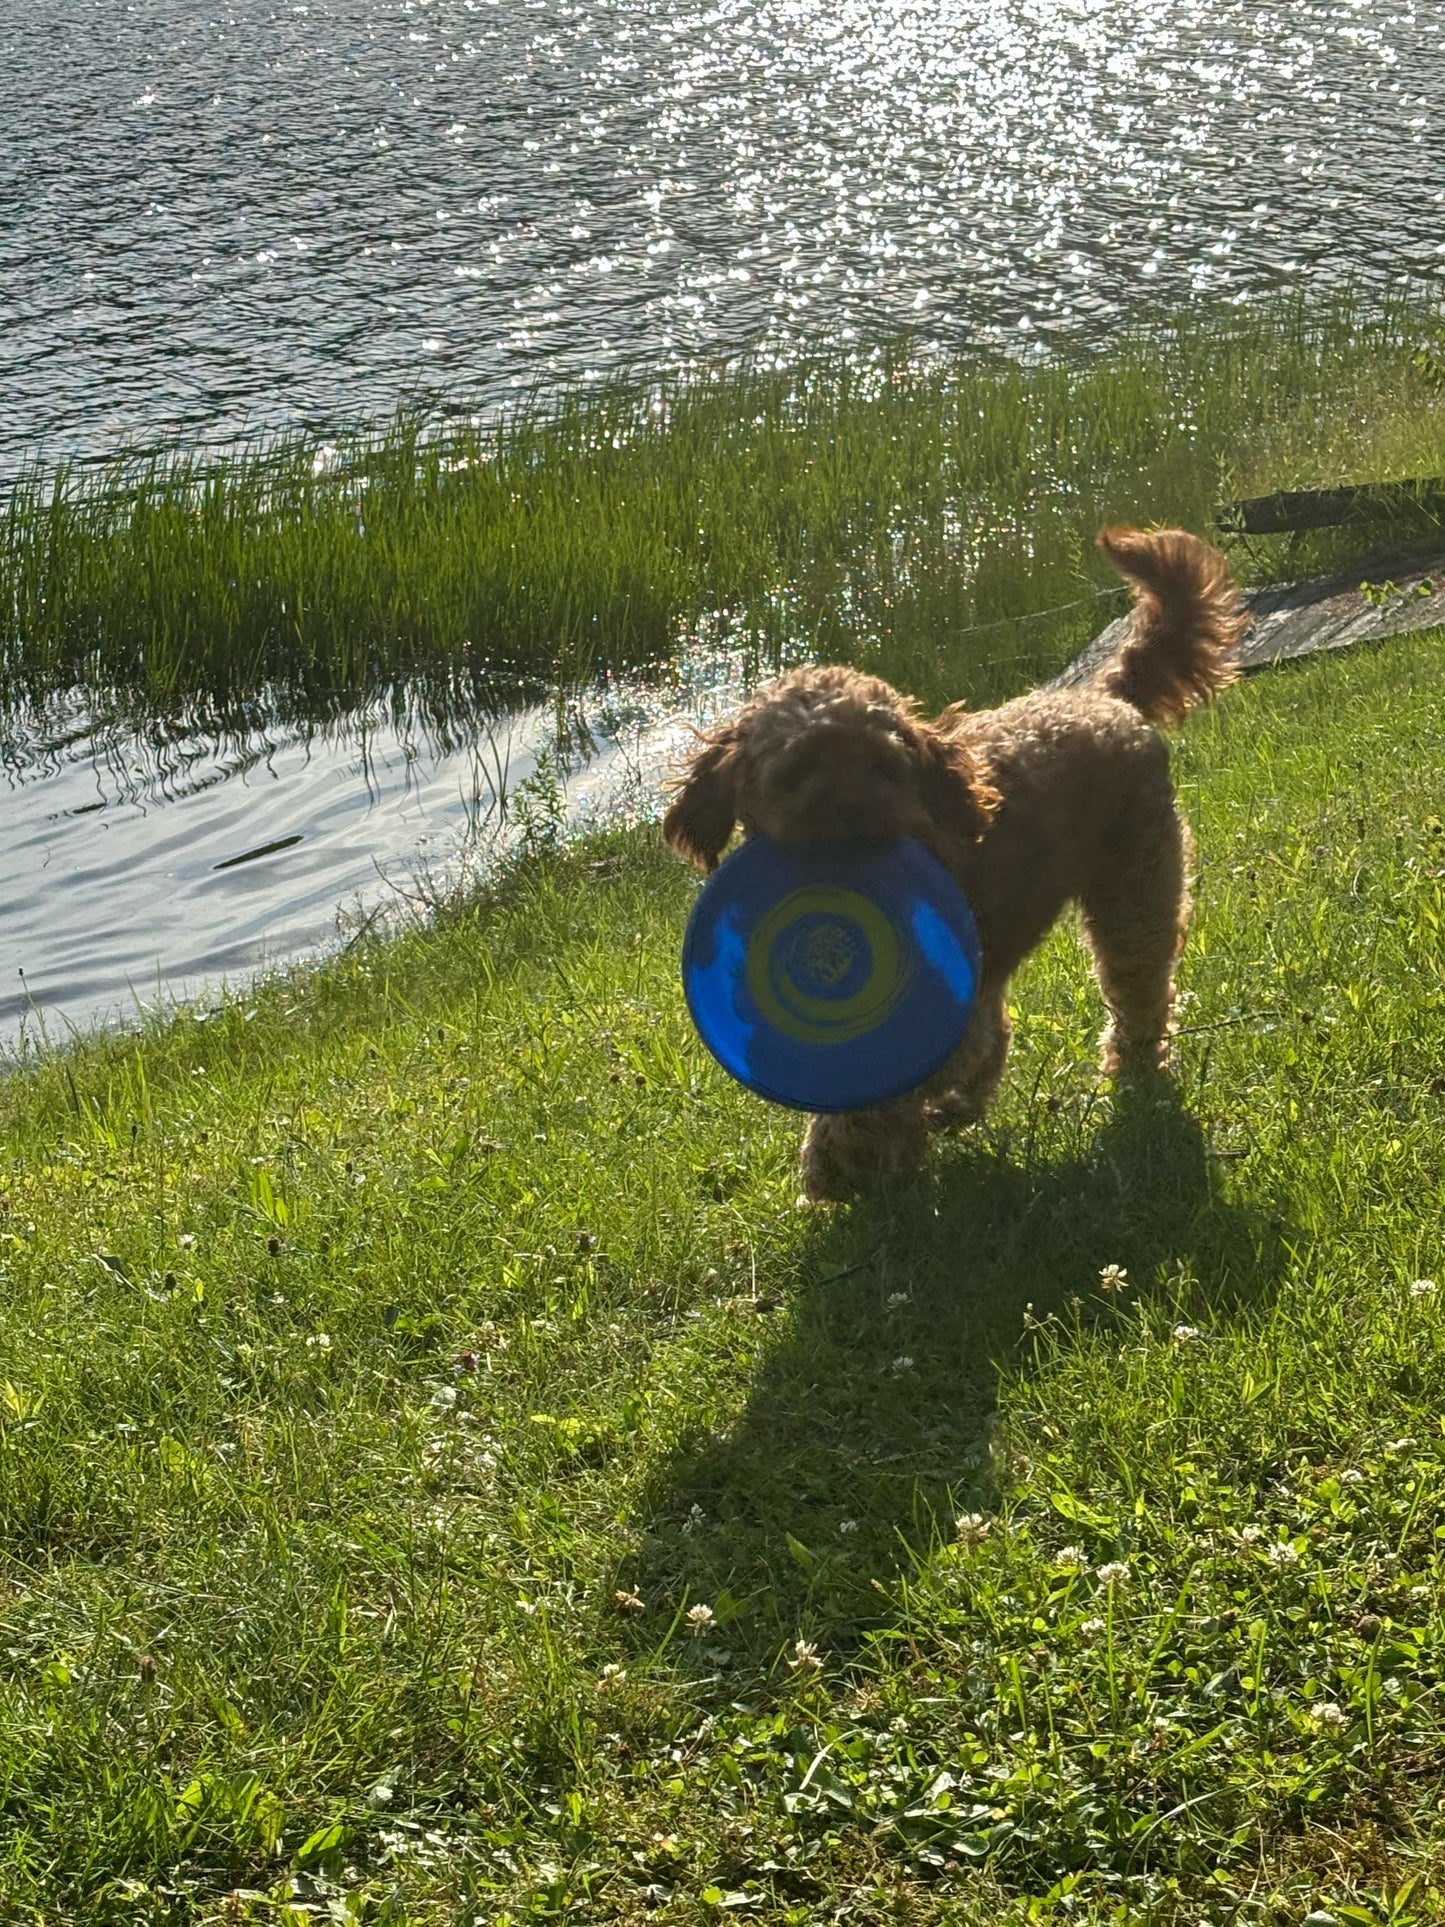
915;721;998;846
663;726;743;870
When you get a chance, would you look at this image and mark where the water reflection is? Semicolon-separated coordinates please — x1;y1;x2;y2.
0;649;748;1049
2;0;1441;474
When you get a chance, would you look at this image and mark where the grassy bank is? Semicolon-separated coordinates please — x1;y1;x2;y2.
2;623;1444;1922
4;299;1445;729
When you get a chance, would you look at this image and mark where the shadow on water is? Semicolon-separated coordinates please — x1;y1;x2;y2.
620;1075;1292;1675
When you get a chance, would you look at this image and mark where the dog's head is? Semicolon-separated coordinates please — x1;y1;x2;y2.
663;665;997;870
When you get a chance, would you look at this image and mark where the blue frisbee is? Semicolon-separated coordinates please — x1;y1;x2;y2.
681;835;981;1113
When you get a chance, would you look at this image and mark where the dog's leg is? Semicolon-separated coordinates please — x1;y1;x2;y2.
923;988;1012;1129
800;1097;928;1202
1079;804;1191;1075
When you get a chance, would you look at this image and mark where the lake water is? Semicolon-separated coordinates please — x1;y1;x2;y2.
3;0;1442;475
0;650;748;1047
2;0;1444;1044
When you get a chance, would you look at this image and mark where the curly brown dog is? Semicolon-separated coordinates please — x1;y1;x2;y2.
664;526;1248;1200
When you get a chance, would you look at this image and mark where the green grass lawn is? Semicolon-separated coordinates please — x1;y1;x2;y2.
2;627;1445;1924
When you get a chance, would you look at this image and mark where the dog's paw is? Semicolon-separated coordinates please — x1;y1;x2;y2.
922;1087;989;1133
799;1124;862;1202
800;1106;927;1200
1099;1023;1174;1078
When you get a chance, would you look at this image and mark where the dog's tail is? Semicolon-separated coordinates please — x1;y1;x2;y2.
1095;525;1248;727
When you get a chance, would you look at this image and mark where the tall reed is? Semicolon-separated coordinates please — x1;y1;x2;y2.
3;296;1443;728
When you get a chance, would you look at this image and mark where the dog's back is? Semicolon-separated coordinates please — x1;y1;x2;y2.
940;524;1245;974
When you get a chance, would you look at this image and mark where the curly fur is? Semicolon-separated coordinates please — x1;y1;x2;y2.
665;525;1248;1199
1095;525;1244;723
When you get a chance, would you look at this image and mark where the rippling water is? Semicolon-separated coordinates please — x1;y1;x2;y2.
3;0;1443;475
0;651;747;1047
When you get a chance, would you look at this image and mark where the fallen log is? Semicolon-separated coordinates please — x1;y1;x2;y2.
1217;478;1445;535
1053;550;1445;690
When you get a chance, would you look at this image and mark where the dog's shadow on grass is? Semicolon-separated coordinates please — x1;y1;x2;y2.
620;1076;1292;1675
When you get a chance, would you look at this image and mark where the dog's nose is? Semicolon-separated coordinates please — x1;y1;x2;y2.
839;801;895;840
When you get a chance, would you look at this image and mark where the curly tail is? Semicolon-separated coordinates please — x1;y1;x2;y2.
1095;525;1248;727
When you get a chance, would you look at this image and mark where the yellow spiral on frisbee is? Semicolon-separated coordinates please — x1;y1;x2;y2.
746;885;912;1046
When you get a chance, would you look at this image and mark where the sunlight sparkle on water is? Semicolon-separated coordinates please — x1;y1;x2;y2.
0;0;1439;471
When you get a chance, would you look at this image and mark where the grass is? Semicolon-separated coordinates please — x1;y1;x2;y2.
1;621;1443;1923
4;296;1445;731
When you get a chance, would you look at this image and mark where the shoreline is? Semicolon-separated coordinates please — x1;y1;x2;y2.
4;296;1444;733
5;296;1445;1059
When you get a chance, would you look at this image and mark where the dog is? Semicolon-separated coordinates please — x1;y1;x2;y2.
663;526;1248;1200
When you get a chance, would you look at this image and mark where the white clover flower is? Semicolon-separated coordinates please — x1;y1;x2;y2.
1079;1617;1105;1635
886;1292;911;1308
1341;1467;1365;1485
891;1355;915;1374
1172;1324;1203;1344
786;1639;822;1673
685;1603;715;1636
1096;1561;1130;1586
1411;1278;1437;1298
1311;1700;1348;1728
1054;1545;1088;1571
599;1663;627;1684
955;1512;991;1548
1265;1540;1301;1567
837;1518;860;1535
178;1232;197;1249
1238;1523;1266;1544
1098;1264;1130;1294
306;1333;332;1351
